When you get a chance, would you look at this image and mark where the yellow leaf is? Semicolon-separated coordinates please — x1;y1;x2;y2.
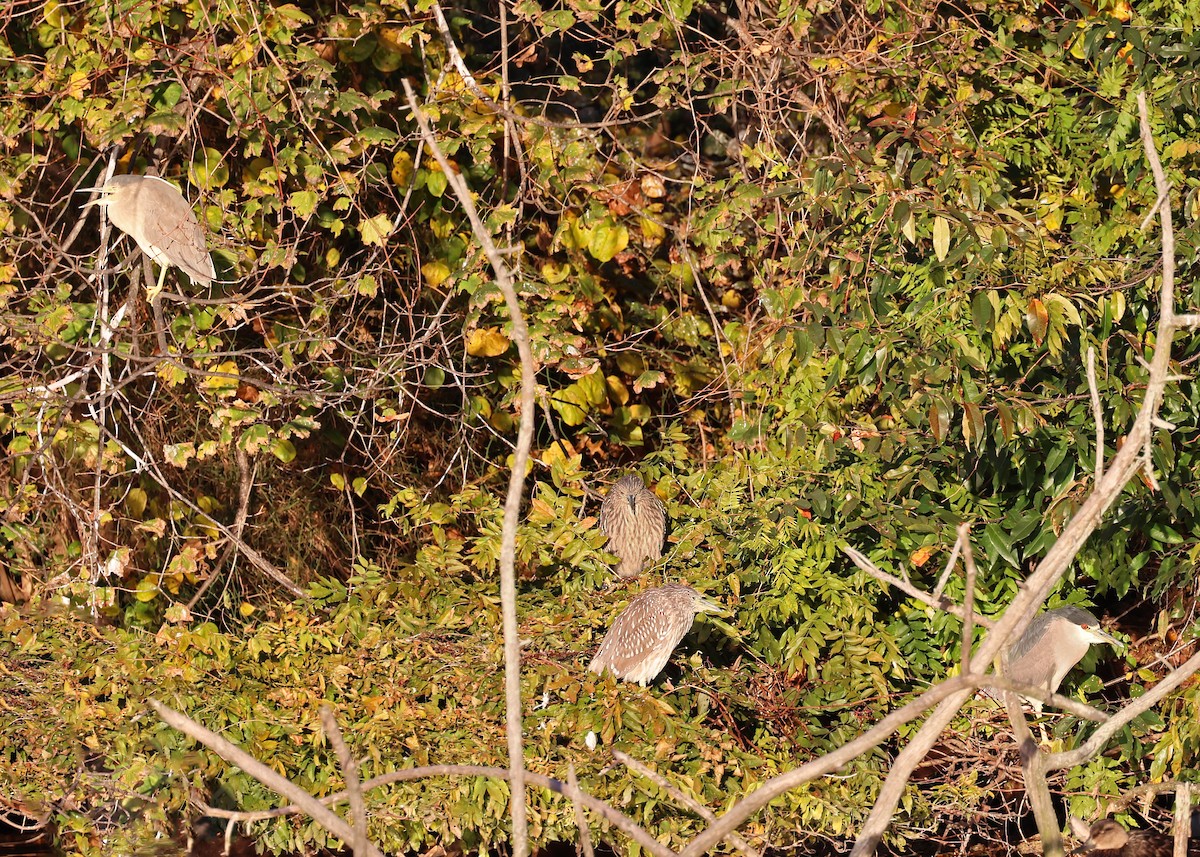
589;220;629;262
422;260;451;287
932;216;950;262
201;360;240;397
541;261;571;284
239;602;256;617
641;217;666;244
360;214;394;247
541;439;576;467
606;375;630;405
391;150;414;187
466;327;510;357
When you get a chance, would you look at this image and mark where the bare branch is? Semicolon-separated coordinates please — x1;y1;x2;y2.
1002;662;1062;857
959;523;977;676
930;534;965;601
1086;347;1104;482
844;546;994;629
1174;782;1193;857
567;764;595;857
613;751;761;857
320;707;368;857
402;78;535;857
198;763;673;857
149;699;385;857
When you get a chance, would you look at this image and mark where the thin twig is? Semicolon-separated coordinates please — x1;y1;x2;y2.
959;524;977;676
845;546;994;629
319;707;369;857
1086;347;1105;481
403;78;535;857
930;535;965;601
613;751;760;857
186;447;255;613
567;764;595;857
149;699;385;857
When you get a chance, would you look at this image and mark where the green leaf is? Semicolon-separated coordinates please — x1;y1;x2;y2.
289;190;319;217
271;438;296;463
588;220;629;263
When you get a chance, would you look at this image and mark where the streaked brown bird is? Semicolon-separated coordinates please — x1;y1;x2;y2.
78;174;216;289
588;583;721;685
1004;606;1122;711
598;473;666;579
1070;817;1172;857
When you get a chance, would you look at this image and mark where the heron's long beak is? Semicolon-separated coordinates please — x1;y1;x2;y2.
1088;626;1123;649
694;596;725;615
74;185;114;207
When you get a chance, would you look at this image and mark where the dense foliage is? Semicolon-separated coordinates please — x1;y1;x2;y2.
2;0;1200;852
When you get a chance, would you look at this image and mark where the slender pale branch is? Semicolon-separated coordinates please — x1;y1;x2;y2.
319;707;368;857
845;545;994;629
1086;347;1104;481
402;78;536;857
149;700;385;857
197;763;673;857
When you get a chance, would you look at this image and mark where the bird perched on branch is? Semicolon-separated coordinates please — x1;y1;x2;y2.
1004;606;1121;711
598;473;666;579
1070;817;1172;857
78;173;216;291
589;583;721;685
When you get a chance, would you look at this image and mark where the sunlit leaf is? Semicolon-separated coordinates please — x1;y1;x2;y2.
466;327;510;357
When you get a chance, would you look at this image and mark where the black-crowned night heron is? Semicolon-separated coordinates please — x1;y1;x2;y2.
1070;817;1171;857
588;583;720;685
79;174;215;290
1004;606;1121;711
598;473;666;579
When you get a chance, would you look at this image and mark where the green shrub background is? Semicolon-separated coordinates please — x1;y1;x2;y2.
2;0;1200;851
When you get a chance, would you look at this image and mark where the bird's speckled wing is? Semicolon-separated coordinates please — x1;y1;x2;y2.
589;586;695;684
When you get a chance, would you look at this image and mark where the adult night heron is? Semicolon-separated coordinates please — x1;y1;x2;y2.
79;174;215;290
1070;817;1171;857
588;583;720;685
598;473;666;579
1004;606;1121;711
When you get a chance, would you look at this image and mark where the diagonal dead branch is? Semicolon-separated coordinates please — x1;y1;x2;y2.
613;751;761;857
567;764;595;857
197;763;673;857
149;699;385;857
319;707;368;857
845;545;994;629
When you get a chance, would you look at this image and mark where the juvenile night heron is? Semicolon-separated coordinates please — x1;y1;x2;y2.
1004;606;1121;711
1070;817;1172;857
79;174;216;289
598;473;666;579
588;583;720;685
